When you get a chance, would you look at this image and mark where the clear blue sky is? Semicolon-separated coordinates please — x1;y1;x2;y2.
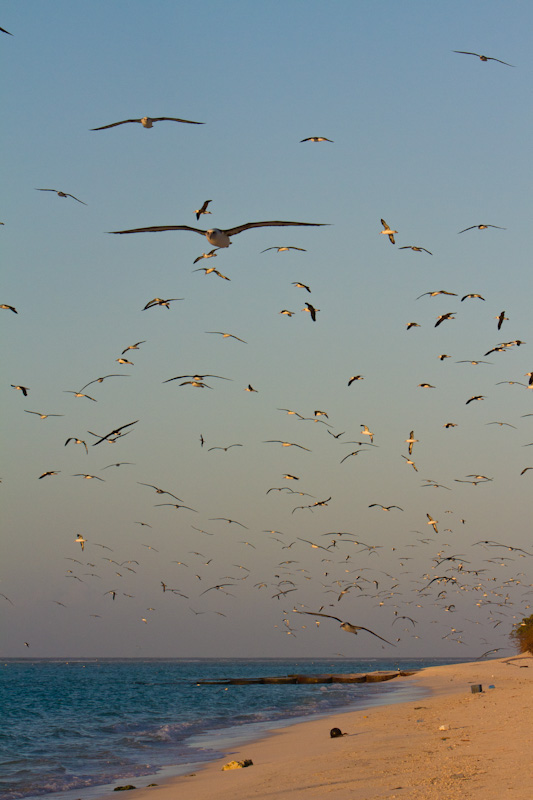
2;0;531;658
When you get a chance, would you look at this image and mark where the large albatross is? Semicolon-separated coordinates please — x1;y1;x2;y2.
294;611;394;645
110;220;327;248
91;116;204;129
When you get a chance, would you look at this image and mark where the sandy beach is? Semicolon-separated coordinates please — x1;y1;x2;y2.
98;656;532;800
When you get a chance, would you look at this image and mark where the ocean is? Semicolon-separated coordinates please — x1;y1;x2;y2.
0;657;469;800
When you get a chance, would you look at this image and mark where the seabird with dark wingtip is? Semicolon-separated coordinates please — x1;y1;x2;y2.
458;224;506;233
294;611;394;645
262;246;307;253
380;219;397;244
193;248;219;264
263;440;311;451
206;331;247;343
461;293;485;301
25;410;64;419
194;200;212;220
35;188;87;205
65;438;88;453
91;116;204;130
399;246;432;254
11;384;29;396
417;290;457;300
453;51;515;67
302;302;319;321
143;297;183;310
110;220;327;248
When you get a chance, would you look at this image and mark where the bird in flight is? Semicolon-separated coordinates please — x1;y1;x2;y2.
1;304;17;313
25;410;64;419
458;224;506;233
405;431;418;454
110;220;326;248
11;384;29;396
91;116;204;130
209;518;248;528
426;513;439;533
91;420;139;446
164;373;231;383
137;483;183;500
262;246;307;253
121;341;146;354
417;290;457;300
453;51;515;67
277;408;304;418
80;374;130;391
360;424;374;443
380;219;397;244
193;248;219;264
292;281;311;293
64;390;97;401
300;137;333;142
206;331;247;342
263;440;311;451
193;266;230;280
302;302;319;321
143;297;183;310
456;360;492;365
35;188;87;205
65;438;88;453
461;293;485;301
496;310;508;330
194;200;212;220
399;246;432;254
340;450;366;463
435;312;455;327
368;504;403;511
155;503;198;512
294;611;394;645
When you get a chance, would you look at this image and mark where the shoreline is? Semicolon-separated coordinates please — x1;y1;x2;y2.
93;656;532;800
35;665;426;800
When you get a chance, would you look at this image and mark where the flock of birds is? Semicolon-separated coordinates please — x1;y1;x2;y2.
2;34;532;656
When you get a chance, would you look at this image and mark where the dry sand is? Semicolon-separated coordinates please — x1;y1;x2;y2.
101;656;532;800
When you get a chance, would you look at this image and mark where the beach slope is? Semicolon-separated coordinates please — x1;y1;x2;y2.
102;657;532;800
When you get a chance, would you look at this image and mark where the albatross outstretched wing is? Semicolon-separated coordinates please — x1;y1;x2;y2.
223;221;327;237
111;225;207;235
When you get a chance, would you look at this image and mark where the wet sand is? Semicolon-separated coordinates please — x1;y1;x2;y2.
99;656;532;800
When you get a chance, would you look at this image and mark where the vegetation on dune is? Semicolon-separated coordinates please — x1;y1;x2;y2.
510;614;533;654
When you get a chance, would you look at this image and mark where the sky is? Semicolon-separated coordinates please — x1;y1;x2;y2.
1;0;532;659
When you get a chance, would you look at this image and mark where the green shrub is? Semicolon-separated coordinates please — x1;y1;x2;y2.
510;614;533;654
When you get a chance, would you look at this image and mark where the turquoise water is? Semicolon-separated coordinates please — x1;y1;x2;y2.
0;657;466;800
